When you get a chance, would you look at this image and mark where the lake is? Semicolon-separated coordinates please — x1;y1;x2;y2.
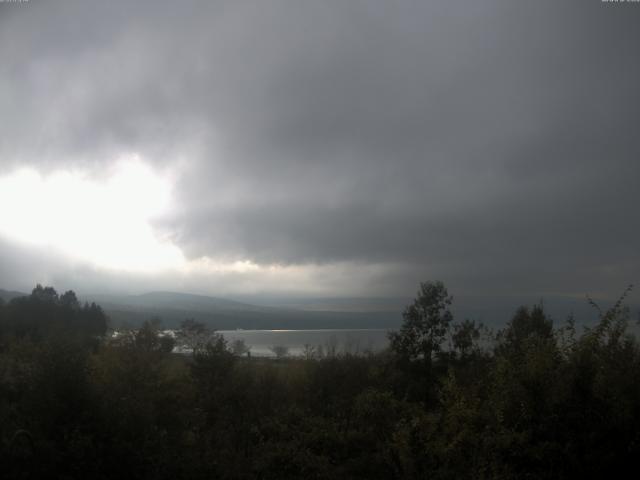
218;328;391;357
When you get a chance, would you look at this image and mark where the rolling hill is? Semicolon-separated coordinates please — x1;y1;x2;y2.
82;291;403;330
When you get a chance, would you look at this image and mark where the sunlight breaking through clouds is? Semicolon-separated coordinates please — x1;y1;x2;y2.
0;156;185;272
1;0;638;298
0;157;323;285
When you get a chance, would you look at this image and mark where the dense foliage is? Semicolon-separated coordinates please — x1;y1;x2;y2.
0;282;638;479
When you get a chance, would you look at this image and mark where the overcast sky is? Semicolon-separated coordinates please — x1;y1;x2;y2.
0;0;638;302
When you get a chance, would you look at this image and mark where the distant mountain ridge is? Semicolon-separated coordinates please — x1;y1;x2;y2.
81;291;403;330
3;287;637;332
0;289;27;303
0;288;402;330
87;291;268;313
91;291;637;331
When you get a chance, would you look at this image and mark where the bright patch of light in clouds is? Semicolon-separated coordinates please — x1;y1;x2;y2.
186;258;262;274
0;156;406;296
0;157;185;272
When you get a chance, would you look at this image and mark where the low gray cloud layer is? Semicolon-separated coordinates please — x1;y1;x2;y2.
1;0;638;298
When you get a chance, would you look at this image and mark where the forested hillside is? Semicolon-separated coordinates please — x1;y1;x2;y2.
1;282;638;479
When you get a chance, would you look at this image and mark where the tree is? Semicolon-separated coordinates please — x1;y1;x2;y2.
60;290;80;309
2;285;107;339
302;343;317;360
270;345;289;359
176;318;210;351
451;319;483;359
496;304;553;357
231;338;250;356
388;281;453;364
31;284;59;303
136;318;160;351
190;333;235;397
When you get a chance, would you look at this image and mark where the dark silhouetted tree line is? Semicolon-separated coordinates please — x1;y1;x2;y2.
0;282;639;479
0;285;107;340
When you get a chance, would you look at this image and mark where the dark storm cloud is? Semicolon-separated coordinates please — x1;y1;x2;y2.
1;0;639;296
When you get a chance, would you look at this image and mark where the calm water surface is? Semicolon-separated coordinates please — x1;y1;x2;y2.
218;329;391;357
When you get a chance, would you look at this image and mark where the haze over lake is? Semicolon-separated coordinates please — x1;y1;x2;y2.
218;329;391;357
